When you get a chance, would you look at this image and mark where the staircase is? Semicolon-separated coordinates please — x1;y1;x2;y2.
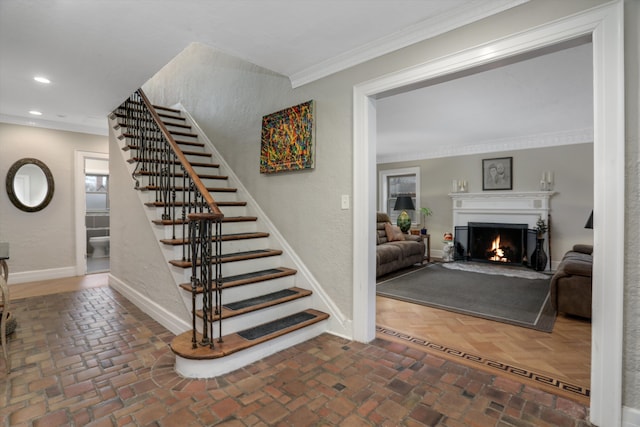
110;90;329;378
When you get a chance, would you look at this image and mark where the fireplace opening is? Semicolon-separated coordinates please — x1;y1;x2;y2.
468;222;528;265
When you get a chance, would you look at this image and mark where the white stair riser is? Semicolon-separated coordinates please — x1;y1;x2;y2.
162;237;269;260
172;255;283;283
203;297;312;336
175;320;327;378
146;203;245;219
154;221;259;240
189;275;296;310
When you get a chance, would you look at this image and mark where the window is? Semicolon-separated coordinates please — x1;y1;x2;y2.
379;167;420;225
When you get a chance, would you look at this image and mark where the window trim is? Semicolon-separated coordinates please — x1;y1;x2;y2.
378;167;420;226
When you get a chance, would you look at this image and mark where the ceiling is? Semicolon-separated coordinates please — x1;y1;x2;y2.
0;0;592;163
0;0;527;136
376;39;594;163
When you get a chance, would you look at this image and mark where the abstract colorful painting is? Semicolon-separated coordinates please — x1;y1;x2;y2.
260;100;315;173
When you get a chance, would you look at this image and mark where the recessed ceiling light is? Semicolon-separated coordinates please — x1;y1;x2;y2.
34;76;51;84
29;110;43;116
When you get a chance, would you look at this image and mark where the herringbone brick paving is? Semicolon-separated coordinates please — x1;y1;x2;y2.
0;286;593;426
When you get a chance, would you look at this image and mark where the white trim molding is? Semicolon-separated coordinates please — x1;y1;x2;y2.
353;3;624;426
290;0;529;87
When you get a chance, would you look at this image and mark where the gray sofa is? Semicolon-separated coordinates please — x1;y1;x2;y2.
376;212;425;277
550;244;593;319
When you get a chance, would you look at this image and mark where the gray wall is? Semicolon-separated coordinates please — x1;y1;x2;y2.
378;143;594;266
0;123;108;278
624;0;640;410
133;0;639;410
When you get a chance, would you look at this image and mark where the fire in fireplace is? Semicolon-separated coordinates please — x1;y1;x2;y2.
468;222;528;265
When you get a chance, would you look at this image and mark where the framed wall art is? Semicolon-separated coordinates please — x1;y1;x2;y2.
482;157;512;190
260;100;315;174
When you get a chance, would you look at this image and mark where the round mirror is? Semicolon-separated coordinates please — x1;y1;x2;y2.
6;158;55;212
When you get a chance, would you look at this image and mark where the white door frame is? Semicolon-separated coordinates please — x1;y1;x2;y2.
74;150;109;276
352;3;624;426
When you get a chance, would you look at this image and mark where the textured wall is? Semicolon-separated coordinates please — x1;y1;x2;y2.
138;1;638;406
624;0;640;409
143;43;355;317
0;123;108;276
108;128;190;322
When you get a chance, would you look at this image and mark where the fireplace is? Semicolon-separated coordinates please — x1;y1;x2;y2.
450;191;555;267
454;223;538;266
468;222;528;264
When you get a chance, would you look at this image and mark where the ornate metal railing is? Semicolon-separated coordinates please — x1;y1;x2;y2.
115;89;223;349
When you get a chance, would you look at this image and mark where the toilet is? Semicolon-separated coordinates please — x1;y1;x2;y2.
89;236;110;258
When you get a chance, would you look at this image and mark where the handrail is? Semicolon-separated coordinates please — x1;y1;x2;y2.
137;89;223;219
115;90;224;351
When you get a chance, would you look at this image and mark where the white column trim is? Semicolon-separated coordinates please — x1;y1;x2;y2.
352;3;624;426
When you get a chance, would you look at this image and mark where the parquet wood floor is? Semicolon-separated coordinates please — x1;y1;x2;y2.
376;294;591;392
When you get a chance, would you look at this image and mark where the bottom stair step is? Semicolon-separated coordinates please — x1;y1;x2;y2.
170;309;329;360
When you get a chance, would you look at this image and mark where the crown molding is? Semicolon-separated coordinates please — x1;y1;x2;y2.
0;114;108;136
290;0;529;88
376;127;593;164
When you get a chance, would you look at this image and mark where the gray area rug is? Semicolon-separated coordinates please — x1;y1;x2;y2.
377;263;556;332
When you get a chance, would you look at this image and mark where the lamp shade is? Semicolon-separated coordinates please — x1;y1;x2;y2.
584;211;593;229
393;195;415;211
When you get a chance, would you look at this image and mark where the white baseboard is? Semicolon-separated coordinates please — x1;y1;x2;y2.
624;406;640;427
108;274;190;335
8;266;77;284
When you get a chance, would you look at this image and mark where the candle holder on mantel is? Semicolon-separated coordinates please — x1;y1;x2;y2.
540;171;554;191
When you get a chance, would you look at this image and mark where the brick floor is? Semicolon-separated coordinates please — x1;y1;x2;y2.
0;287;594;426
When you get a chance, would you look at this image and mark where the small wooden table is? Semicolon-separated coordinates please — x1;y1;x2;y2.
410;230;430;261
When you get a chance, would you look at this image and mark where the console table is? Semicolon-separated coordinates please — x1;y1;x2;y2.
0;255;10;373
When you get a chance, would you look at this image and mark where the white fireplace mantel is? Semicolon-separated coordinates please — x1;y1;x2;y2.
450;191;555;230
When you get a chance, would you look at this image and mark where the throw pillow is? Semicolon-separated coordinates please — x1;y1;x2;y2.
384;223;405;242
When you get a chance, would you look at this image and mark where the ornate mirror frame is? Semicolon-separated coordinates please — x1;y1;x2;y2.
5;158;55;212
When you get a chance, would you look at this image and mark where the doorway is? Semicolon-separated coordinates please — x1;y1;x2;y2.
75;151;109;275
353;4;624;426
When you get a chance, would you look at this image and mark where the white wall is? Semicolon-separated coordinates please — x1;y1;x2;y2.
137;0;639;413
0;123;108;282
107;128;191;324
378;143;594;266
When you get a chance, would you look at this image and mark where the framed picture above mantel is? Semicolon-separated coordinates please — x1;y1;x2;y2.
482;157;512;191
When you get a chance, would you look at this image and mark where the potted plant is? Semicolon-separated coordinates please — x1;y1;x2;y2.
535;217;547;238
420;207;433;235
531;217;548;271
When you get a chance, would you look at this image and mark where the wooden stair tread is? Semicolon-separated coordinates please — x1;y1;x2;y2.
113;113;191;129
123;145;211;158
179;267;297;293
196;287;312;321
153;105;181;114
127;158;219;168
153;216;257;226
169;249;282;268
148;200;245;208
161;231;267;246
170;309;329;360
135;171;221;179
144;187;237;198
119;133;204;147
